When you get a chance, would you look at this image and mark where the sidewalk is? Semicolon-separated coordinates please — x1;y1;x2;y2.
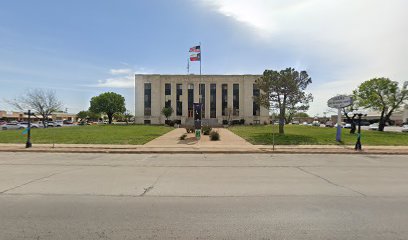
0;128;407;154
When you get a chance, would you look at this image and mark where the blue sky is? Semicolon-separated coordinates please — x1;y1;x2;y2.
1;0;407;115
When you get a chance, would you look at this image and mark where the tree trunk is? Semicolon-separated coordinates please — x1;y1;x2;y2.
378;109;386;131
350;122;356;134
279;110;285;135
42;114;47;128
108;114;113;124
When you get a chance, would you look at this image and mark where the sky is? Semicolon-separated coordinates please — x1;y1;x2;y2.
0;0;407;116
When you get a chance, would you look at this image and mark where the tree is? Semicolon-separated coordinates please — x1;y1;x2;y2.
341;96;359;134
9;89;63;128
161;107;174;121
77;111;88;121
77;111;101;122
284;94;313;124
255;68;313;134
89;92;126;124
354;78;408;131
88;111;101;122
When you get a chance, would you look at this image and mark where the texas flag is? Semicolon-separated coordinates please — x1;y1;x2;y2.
190;53;201;61
189;46;201;53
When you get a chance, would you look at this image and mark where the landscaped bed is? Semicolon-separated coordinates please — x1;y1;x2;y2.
0;125;173;145
229;125;408;146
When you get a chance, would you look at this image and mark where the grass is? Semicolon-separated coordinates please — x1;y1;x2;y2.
229;125;408;146
0;125;173;145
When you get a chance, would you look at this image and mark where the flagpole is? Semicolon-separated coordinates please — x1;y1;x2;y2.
187;57;189;74
199;42;201;77
199;42;202;121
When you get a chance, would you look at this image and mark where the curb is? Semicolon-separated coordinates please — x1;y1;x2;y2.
0;148;407;155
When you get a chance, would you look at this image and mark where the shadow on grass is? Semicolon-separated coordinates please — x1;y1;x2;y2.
249;133;320;145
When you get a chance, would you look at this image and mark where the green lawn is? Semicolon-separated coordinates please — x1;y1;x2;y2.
0;125;172;145
230;125;408;145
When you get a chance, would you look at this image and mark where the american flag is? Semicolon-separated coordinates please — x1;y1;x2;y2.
189;46;201;53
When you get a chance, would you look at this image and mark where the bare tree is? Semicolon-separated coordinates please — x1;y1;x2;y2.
9;89;63;127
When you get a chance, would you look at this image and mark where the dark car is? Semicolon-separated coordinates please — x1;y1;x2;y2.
63;120;74;125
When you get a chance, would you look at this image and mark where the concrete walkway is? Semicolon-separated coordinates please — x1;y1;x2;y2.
145;128;253;147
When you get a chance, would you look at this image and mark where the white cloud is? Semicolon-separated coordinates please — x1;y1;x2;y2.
109;68;132;75
94;67;152;88
201;0;408;115
96;75;135;88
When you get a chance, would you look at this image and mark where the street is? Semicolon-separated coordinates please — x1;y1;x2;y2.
1;153;408;239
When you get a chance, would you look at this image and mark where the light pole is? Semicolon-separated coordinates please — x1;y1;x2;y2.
355;113;364;151
349;111;366;151
24;110;34;148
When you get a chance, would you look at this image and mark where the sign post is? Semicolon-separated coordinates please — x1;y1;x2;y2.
327;95;353;142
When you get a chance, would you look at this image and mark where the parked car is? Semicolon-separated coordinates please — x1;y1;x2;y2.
39;121;53;127
0;121;7;126
344;123;352;129
302;122;309;126
63;120;74;125
312;121;320;126
292;121;300;125
78;121;91;126
18;122;39;128
2;122;25;130
54;120;63;127
369;123;379;130
401;124;408;133
325;121;333;127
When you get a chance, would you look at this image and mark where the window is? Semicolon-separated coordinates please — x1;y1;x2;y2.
253;84;260;116
188;84;194;118
176;84;182;116
165;83;171;108
144;83;151;116
199;84;205;118
233;84;239;116
210;84;216;118
222;84;228;116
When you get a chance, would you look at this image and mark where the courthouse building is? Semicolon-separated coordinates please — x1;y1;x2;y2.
134;74;269;125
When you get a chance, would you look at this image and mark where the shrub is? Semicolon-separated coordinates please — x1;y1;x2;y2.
222;120;228;125
202;126;212;135
209;131;220;141
240;119;245;125
179;133;187;140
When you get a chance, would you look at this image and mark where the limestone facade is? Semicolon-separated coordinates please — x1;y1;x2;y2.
134;74;269;125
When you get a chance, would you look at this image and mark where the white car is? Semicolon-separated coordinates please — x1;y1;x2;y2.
402;125;408;132
54;120;63;127
38;121;63;127
369;123;379;130
344;123;352;129
18;122;39;129
2;122;25;130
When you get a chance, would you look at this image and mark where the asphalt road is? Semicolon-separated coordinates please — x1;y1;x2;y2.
1;153;408;239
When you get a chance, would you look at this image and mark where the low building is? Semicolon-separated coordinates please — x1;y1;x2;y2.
134;74;269;125
0;110;78;122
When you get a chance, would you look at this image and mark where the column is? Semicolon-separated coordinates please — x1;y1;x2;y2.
205;82;211;119
171;81;177;119
216;83;222;120
182;83;188;117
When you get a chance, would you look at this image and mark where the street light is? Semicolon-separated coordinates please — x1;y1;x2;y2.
23;110;35;148
349;111;367;151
